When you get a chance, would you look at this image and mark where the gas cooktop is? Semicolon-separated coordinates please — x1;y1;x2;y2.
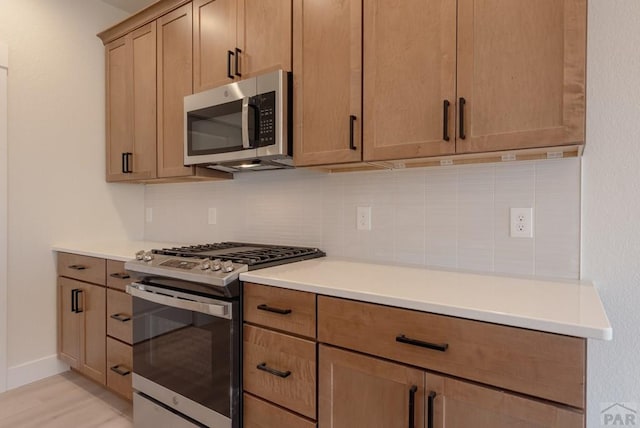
125;242;325;291
152;242;325;269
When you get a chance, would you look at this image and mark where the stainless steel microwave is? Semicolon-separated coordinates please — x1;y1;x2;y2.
184;69;292;173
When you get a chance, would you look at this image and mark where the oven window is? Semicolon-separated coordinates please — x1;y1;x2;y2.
188;100;246;155
132;297;232;418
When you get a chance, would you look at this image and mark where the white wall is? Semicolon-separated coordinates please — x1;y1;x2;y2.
0;40;8;392
0;0;145;388
582;0;640;426
146;158;581;279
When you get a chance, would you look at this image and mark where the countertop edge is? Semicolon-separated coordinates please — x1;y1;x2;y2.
240;273;613;341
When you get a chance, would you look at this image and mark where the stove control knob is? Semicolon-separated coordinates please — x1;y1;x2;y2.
135;250;145;261
211;259;222;271
200;261;212;270
222;260;234;273
142;252;154;262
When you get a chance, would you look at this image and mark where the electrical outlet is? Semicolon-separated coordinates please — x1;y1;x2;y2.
357;206;372;231
510;208;533;238
208;208;217;225
145;207;153;223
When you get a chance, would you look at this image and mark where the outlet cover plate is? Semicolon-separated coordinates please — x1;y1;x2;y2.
510;207;533;238
357;206;372;231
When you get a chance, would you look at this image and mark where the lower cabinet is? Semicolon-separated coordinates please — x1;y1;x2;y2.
106;337;133;400
244;393;317;428
57;276;106;385
319;345;425;428
319;344;584;428
57;253;133;400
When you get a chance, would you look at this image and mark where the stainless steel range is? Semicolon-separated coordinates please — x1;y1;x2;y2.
124;242;324;428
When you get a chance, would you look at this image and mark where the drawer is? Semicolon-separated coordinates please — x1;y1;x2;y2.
57;252;106;285
244;393;316;428
106;337;132;400
244;283;316;339
106;260;132;291
243;325;316;419
107;289;132;344
318;296;586;409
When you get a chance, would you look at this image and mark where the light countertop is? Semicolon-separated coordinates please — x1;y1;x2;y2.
52;241;181;262
52;242;611;340
240;257;612;340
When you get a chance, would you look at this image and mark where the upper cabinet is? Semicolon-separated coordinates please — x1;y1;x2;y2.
105;24;157;182
455;0;586;154
292;0;363;166
157;4;194;178
99;1;231;183
193;0;292;93
363;0;456;161
295;0;587;167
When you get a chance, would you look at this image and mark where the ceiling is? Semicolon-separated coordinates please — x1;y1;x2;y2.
100;0;156;14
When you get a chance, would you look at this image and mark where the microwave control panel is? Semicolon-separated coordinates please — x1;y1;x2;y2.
250;91;276;147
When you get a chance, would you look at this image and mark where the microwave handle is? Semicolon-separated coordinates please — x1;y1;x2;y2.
242;98;251;149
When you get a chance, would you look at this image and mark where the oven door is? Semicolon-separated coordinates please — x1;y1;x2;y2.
127;283;240;428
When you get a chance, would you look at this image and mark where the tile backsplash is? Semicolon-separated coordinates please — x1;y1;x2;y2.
145;158;580;279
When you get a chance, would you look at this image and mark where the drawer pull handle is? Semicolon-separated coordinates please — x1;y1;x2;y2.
110;313;131;322
257;362;291;378
110;365;131;377
109;272;130;280
72;289;84;314
68;264;87;271
257;304;292;315
427;391;436;428
408;385;418;428
396;334;448;352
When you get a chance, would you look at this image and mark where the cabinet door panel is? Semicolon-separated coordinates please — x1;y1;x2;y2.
130;23;157;179
456;0;586;153
194;0;237;92
293;0;362;166
364;0;456;161
158;4;195;178
426;373;584;428
105;37;131;182
237;0;292;78
79;282;106;385
58;278;80;368
319;345;425;428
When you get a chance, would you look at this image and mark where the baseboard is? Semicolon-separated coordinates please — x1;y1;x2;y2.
7;354;68;390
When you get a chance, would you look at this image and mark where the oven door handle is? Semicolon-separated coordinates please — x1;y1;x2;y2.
126;284;231;319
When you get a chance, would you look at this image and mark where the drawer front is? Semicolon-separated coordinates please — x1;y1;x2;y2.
318;296;586;409
106;337;132;400
106;260;132;291
244;283;316;339
243;325;316;419
244;393;316;428
57;252;106;285
107;289;132;344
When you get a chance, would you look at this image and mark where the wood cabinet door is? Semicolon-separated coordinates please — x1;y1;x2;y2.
319;345;425;428
157;3;195;178
363;0;456;161
105;24;157;182
293;0;363;166
237;0;292;78
57;278;80;369
129;23;157;180
456;0;586;153
426;373;584;428
105;36;132;182
193;0;237;92
78;282;106;385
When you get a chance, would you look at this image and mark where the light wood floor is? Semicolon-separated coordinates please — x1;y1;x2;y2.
0;370;132;428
